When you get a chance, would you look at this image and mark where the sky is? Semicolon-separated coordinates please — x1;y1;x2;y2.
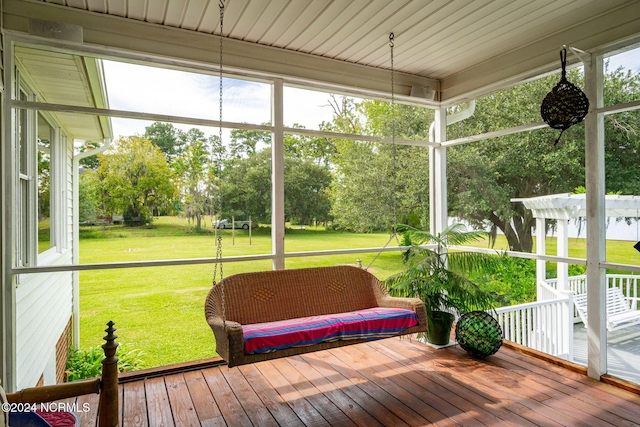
103;47;640;142
103;60;338;142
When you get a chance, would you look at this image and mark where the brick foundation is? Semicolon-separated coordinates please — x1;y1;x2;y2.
55;317;73;383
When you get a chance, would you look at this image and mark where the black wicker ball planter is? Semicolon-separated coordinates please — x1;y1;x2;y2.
455;311;503;358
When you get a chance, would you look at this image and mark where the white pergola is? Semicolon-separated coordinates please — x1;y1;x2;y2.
2;0;640;390
513;193;640;292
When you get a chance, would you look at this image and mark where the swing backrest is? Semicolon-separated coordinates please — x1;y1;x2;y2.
207;266;388;325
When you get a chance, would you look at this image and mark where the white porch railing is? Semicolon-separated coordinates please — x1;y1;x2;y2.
493;291;574;360
544;274;640;312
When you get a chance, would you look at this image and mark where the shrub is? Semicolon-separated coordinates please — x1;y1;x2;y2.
65;344;146;382
471;257;537;307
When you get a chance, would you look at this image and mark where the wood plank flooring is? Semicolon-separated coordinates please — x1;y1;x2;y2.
67;337;640;426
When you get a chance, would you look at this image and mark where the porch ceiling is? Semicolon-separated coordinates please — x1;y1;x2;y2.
6;0;640;104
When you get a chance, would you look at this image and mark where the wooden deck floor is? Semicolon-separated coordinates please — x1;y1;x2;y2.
71;337;640;427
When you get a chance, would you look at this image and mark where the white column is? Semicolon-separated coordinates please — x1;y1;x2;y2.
536;217;546;300
271;79;285;270
429;107;447;236
584;52;607;380
2;37;17;391
557;219;569;291
72;154;81;348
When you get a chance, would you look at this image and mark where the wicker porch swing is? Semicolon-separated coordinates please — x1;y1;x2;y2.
204;20;427;368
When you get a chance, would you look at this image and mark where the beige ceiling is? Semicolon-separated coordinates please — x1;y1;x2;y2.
6;0;640;103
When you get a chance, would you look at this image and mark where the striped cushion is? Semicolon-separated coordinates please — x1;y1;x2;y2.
242;307;418;355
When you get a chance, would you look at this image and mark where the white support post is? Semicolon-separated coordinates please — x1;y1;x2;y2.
1;36;17;392
584;52;607;380
72;155;80;348
536;217;546;300
271;79;285;270
429;107;447;236
557;219;569;291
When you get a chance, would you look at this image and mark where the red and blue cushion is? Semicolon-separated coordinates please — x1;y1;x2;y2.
242;307;418;354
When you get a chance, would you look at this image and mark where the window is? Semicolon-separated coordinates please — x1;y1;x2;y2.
15;78;67;267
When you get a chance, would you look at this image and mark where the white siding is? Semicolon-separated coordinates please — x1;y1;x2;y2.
15;259;73;389
14;135;75;389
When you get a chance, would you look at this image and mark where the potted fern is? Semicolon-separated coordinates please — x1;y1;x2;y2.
385;223;498;345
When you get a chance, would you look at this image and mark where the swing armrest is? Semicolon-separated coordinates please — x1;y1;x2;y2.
377;296;428;327
206;316;245;366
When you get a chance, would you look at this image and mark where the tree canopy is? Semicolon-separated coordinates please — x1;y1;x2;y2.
95;136;176;223
79;62;639;239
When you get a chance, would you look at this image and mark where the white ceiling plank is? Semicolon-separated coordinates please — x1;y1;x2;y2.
215;0;251;36
390;0;528;75
195;0;217;33
323;1;436;61
312;1;408;58
127;0;147;20
417;0;576;75
181;0;210;31
64;0;87;8
145;0;169;24
230;0;271;41
106;0;127;17
271;0;335;49
258;0;315;47
164;0;188;27
243;0;289;43
346;0;451;66
25;0;640;103
85;0;107;13
427;0;609;78
296;0;371;53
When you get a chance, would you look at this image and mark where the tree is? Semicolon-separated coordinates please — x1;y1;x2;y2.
284;125;337;166
445;65;640;252
602;65;640;194
326;98;432;232
96;136;176;223
229;127;271;158
174;136;217;229
78;169;101;223
144;122;184;161
222;149;272;222
284;157;332;225
221;148;332;225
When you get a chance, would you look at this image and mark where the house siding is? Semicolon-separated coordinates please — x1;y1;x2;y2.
15;261;73;389
14;136;75;390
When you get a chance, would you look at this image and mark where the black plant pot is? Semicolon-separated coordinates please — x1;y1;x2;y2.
426;311;455;345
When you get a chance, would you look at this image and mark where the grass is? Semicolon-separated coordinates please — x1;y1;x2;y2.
78;216;404;367
79;216;640;367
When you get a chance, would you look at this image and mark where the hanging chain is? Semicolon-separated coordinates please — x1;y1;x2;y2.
366;32;398;271
389;32;398;236
213;0;226;323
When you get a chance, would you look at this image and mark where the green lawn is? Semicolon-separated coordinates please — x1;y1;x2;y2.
79;216;640;368
78;216;405;367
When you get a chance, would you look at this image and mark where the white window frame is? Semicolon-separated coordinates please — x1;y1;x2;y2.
15;77;67;269
16;77;37;268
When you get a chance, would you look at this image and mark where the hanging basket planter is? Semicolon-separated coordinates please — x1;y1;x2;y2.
540;47;589;145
